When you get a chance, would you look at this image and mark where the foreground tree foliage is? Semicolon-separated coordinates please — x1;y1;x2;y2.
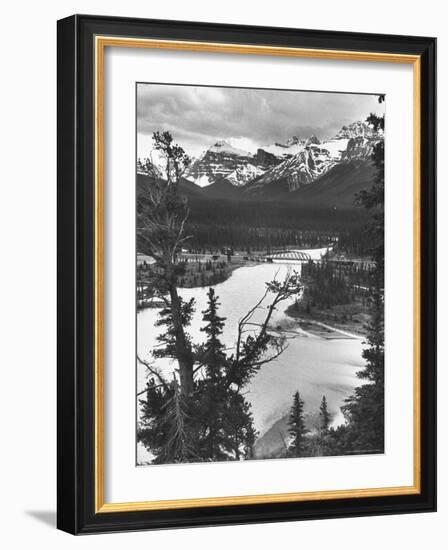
283;107;385;458
138;132;301;463
287;391;308;457
324;108;385;455
319;395;331;432
338;108;385;454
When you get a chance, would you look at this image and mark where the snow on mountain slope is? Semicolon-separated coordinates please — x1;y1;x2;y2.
319;138;349;160
247;120;382;194
258;138;306;158
185;140;266;188
207;140;251;156
250;143;338;192
333;120;379;140
225;163;266;187
342;136;380;160
138;120;382;195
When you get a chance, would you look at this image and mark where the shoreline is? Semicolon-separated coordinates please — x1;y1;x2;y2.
137;259;264;311
284;303;367;340
177;257;263;288
284;302;369;340
293;317;364;340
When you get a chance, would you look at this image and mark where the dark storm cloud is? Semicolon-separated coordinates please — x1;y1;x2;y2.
137;83;385;156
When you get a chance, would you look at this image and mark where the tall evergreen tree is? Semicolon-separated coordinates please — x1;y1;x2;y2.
288;391;308;457
196;288;259;461
196;288;228;460
340;275;384;453
138;131;194;396
319;395;331;432
200;288;226;378
153;298;195;360
222;392;257;460
338;104;385;454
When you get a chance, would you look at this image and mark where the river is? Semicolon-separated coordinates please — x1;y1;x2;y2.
137;248;364;459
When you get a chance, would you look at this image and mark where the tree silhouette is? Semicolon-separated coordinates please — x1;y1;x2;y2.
288;391;308;457
338;103;385;454
319;395;331;432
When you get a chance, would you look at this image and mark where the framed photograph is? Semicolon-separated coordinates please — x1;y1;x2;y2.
57;15;436;534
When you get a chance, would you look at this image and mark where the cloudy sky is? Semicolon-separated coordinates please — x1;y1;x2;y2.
137;83;385;158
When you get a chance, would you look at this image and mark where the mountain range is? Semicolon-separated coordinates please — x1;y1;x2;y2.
137;120;383;209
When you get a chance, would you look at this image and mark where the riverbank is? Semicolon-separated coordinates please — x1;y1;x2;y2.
137;257;263;310
285;300;369;339
178;256;262;289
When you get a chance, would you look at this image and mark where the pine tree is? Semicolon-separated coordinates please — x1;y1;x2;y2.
138;377;198;464
288;391;308;457
138;131;194;396
340;273;384;453
337;105;385;455
200;288;226;378
157;378;198;464
222;391;257;460
195;288;259;461
153;298;195;360
319;395;331;432
195;288;228;460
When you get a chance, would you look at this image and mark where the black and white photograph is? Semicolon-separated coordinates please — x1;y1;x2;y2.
136;83;385;465
0;0;440;543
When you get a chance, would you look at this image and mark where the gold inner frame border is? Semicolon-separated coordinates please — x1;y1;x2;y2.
94;36;421;514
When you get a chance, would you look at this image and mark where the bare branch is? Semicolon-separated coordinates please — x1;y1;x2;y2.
137;383;165;397
137;355;169;390
236;287;270;361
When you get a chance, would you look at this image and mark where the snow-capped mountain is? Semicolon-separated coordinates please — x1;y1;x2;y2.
224;163;267;187
207;140;250;156
333;120;379;140
185;140;269;188
137;120;382;195
246;121;382;194
249;143;339;192
258;136;307;159
342;135;379;160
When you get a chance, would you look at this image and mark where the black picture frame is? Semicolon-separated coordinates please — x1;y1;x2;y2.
57;14;436;534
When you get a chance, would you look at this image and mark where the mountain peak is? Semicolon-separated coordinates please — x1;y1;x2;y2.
213;139;231;148
333;120;376;140
305;135;320;146
166;118;382;192
186;140;261;188
285;136;303;146
208;140;250;156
